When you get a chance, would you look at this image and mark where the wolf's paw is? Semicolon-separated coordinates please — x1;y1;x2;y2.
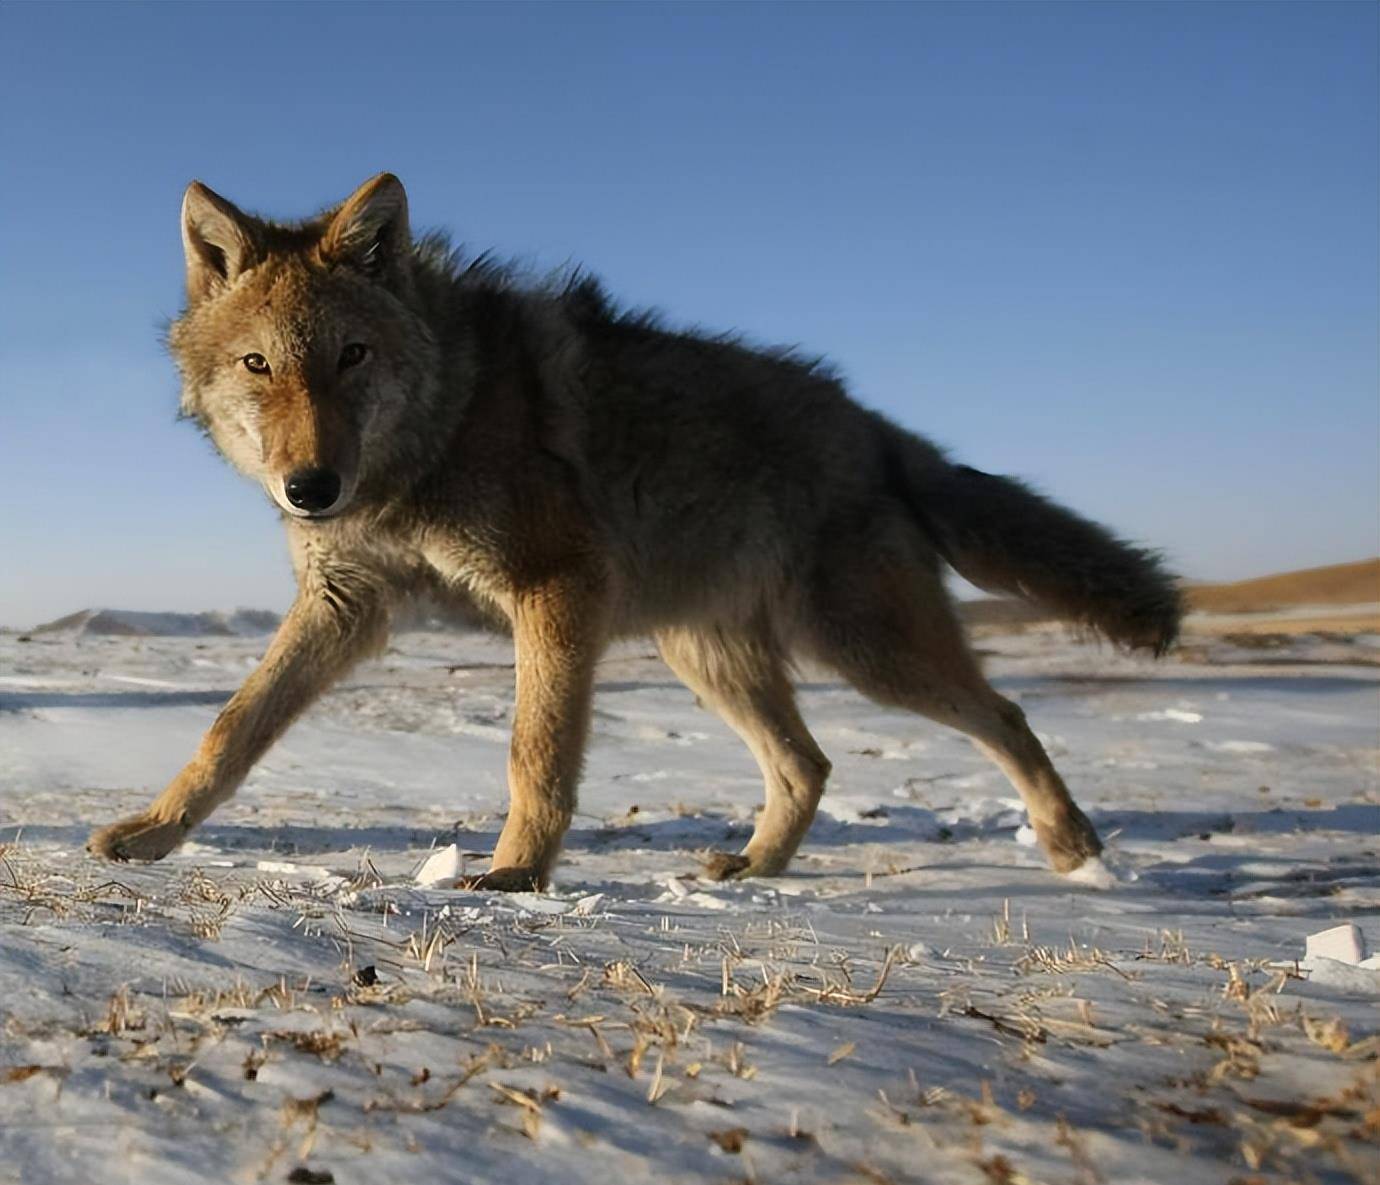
87;813;188;862
1034;806;1103;875
700;851;753;881
457;866;545;893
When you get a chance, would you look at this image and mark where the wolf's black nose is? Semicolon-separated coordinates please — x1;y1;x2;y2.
285;468;342;512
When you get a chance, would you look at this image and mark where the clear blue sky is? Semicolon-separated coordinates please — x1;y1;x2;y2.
1;2;1376;627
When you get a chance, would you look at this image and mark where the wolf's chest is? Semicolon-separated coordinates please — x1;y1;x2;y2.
415;532;516;618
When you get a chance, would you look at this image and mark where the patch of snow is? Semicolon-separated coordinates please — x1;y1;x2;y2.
2;627;1377;1184
1300;957;1380;994
504;892;578;916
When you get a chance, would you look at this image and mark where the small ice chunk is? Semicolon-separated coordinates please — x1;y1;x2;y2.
414;843;463;887
1359;955;1380;971
818;795;892;824
1136;708;1203;723
1305;923;1366;966
1207;740;1274;753
573;892;605;916
180;842;234;865
256;860;332;880
660;875;691;898
1064;856;1116;890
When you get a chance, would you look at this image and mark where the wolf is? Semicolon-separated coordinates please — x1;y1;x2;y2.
87;173;1182;889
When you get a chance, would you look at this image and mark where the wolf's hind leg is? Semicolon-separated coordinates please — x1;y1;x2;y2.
87;592;388;861
657;626;831;880
807;546;1100;873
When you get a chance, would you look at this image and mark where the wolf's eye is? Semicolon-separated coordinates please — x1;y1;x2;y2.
242;353;270;375
338;342;370;370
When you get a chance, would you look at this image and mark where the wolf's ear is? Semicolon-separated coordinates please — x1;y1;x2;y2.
181;182;259;303
321;173;410;278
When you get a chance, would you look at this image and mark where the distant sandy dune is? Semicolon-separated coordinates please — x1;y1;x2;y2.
963;557;1380;638
1184;557;1379;613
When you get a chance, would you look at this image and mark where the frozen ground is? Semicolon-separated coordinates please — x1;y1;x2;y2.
1;627;1377;1185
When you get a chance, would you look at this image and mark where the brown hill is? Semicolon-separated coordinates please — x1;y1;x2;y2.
959;557;1380;631
1184;558;1380;613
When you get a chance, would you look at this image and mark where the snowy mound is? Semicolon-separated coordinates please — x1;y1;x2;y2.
31;607;280;637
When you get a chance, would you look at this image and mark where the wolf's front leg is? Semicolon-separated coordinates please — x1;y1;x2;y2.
462;572;607;892
88;589;388;861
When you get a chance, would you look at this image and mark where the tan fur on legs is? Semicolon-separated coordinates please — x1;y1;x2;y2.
807;534;1100;873
960;696;1101;871
657;626;832;880
462;570;608;891
87;589;387;861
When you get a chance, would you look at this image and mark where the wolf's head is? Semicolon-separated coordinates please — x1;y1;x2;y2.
169;173;438;520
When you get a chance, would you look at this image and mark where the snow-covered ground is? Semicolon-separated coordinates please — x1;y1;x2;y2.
1;627;1377;1185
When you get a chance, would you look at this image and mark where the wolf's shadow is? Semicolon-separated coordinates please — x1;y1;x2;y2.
6;802;1377;863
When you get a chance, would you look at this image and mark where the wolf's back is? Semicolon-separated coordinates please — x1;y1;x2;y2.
875;418;1182;655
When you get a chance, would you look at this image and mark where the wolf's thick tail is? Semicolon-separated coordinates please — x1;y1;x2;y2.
875;418;1183;655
